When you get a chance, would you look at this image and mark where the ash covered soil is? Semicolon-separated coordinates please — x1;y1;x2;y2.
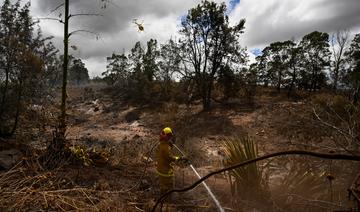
1;84;358;211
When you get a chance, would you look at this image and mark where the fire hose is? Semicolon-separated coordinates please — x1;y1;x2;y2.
172;144;225;212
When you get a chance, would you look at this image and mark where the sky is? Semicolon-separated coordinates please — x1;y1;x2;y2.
8;0;360;77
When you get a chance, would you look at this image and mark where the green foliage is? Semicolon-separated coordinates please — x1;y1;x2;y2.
262;40;295;91
0;0;59;137
143;39;159;82
69;145;93;166
102;53;129;85
299;31;331;91
105;38;182;103
254;31;332;94
157;39;182;100
127;41;151;101
222;136;269;203
218;65;241;100
344;33;360;103
69;145;110;167
180;0;247;110
69;58;89;85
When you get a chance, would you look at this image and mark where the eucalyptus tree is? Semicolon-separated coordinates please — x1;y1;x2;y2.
0;0;58;137
299;31;331;91
128;41;147;100
180;0;246;110
0;0;22;131
157;39;182;100
217;64;241;101
69;58;89;85
102;53;129;86
254;53;270;87
344;33;360;103
143;39;160;82
129;41;144;76
287;42;301;98
262;41;294;92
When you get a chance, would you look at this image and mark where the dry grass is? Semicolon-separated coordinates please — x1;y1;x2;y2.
268;158;354;212
0;163;129;211
0;135;156;211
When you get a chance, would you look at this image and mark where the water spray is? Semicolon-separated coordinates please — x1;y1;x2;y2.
172;144;225;212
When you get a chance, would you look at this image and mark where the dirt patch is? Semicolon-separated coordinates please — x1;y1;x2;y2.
2;85;359;211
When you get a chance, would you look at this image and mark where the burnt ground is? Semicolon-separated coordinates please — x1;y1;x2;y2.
1;84;359;211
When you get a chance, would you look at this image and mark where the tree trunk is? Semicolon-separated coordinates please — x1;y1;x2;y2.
59;0;69;137
352;85;360;104
287;67;296;98
333;63;339;90
202;93;211;111
0;66;9;121
10;79;23;136
277;71;281;93
202;82;212;111
0;30;13;122
311;66;317;92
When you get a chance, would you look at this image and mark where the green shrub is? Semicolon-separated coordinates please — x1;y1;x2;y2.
222;136;270;206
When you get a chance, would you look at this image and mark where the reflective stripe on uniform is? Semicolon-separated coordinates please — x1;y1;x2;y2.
156;169;174;177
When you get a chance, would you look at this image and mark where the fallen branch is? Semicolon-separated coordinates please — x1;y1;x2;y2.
349;172;360;203
284;193;344;208
152;150;360;212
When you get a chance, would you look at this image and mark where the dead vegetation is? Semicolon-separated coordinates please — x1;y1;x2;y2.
0;134;158;211
0;162;135;211
1;85;360;211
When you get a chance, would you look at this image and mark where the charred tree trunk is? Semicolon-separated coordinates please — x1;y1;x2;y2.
287;66;297;98
200;75;213;111
0;32;12;122
59;0;69;138
9;79;23;136
333;62;340;90
202;85;212;111
0;66;9;121
352;85;360;104
277;70;281;93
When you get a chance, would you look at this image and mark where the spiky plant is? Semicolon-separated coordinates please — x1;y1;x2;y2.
274;162;329;210
281;163;327;198
222;136;269;205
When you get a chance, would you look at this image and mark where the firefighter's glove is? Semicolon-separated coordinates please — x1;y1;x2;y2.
169;136;176;146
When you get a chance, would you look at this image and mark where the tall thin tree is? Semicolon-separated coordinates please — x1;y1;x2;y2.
59;0;69;137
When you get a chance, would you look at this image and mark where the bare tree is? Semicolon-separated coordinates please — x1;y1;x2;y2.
40;1;101;138
331;29;350;90
58;0;69;137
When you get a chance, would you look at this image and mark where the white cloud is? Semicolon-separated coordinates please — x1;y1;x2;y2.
229;0;360;50
24;0;360;75
30;0;208;76
83;57;106;78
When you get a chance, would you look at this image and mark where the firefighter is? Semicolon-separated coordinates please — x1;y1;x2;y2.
156;127;185;199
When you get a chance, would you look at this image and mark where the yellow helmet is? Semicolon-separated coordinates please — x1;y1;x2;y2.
162;127;173;135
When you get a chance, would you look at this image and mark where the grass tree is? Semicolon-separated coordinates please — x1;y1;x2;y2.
222;136;270;208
